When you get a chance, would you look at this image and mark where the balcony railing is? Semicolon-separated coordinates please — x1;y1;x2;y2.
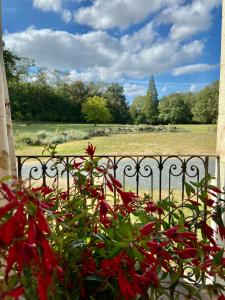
16;154;220;202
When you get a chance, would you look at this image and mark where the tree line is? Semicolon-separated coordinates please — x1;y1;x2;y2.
130;77;219;125
5;45;131;124
4;45;219;125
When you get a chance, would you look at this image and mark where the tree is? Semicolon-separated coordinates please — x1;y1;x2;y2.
3;44;21;82
130;96;147;124
103;83;131;124
87;81;107;97
143;75;159;124
192;81;219;124
82;96;112;125
3;43;33;83
159;93;192;124
59;80;89;122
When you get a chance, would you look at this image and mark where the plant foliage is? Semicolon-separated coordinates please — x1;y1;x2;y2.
0;144;225;299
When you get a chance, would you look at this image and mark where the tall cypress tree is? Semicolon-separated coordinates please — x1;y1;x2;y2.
144;75;159;124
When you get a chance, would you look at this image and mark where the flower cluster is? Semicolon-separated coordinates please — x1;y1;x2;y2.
0;143;225;300
0;184;62;300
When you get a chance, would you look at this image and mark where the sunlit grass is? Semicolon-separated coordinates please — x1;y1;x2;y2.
14;123;216;156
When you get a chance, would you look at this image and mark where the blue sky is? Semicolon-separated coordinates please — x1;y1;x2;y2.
3;0;222;103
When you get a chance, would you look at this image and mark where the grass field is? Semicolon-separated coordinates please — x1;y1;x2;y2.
13;123;126;133
14;123;217;156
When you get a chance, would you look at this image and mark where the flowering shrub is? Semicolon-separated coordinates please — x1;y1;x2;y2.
0;144;225;300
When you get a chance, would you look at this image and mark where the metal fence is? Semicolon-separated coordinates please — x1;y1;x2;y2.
17;154;220;201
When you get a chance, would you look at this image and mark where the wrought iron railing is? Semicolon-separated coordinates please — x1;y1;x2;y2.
16;154;220;202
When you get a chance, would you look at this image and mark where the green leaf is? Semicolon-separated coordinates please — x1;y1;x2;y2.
70;239;86;248
193;266;201;282
213;248;224;265
179;282;200;297
131;247;144;261
177;213;185;226
85;275;102;282
0;175;13;182
190;181;201;188
185;182;195;198
108;246;122;259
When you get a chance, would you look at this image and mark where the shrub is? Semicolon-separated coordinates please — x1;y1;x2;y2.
0;144;225;299
15;130;91;147
36;130;48;139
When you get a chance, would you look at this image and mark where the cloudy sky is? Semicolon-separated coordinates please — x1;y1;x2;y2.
3;0;222;102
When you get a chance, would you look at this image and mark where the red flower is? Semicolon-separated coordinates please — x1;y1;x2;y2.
139;247;157;266
85;143;96;158
146;241;172;271
134;273;150;288
100;255;120;277
218;295;225;300
200;221;216;246
98;195;115;227
137;268;159;288
36;208;51;234
118;189;137;206
0;216;16;245
0;200;18;218
5;245;17;280
73;160;83;170
140;222;155;236
99;199;110;217
96;241;105;249
41;238;58;272
187;199;200;206
1;183;16;201
165;226;196;243
81;252;96;275
175;248;197;259
108;173;122;188
206;198;214;207
37;272;48;300
19;242;38;269
28;218;37;244
209;187;222;193
164;226;180;238
202;244;221;252
3;287;24;299
145;201;164;214
41;186;53;195
60;192;68;200
99;253;134;278
118;272;137;300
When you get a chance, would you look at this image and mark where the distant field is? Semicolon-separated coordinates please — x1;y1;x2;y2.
13;122;126;133
13;122;217;156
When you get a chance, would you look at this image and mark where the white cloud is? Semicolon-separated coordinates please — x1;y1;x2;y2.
33;0;73;23
172;63;218;76
123;83;146;96
62;9;72;23
4;27;120;70
33;0;62;12
74;0;185;30
67;69;97;82
121;22;157;52
4;27;205;81
157;0;221;41
161;86;167;93
189;84;198;92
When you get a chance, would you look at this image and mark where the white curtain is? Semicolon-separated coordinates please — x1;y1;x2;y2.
0;1;16;178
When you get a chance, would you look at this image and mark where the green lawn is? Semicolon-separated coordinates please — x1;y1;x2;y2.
14;123;217;156
169;124;217;133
